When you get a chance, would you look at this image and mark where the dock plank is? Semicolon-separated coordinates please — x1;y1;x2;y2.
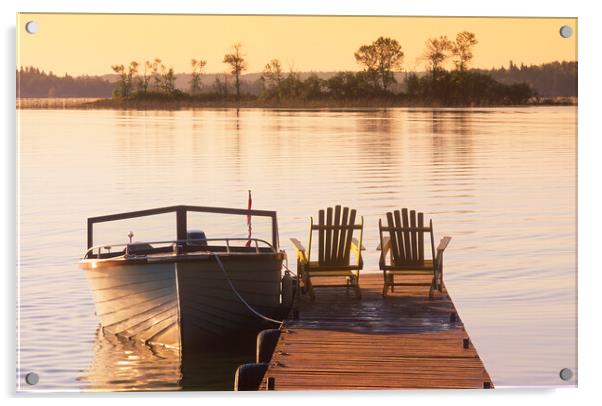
260;274;492;390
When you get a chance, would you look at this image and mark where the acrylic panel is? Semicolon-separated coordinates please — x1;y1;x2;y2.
16;13;577;392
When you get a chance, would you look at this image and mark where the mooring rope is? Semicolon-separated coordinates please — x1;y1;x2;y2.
212;253;283;325
281;255;297;278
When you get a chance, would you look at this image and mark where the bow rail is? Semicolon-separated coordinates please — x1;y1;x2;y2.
83;237;276;260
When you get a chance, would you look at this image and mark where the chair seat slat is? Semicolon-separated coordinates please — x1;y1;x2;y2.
401;209;412;266
337;207;350;266
331;205;341;264
418;212;425;263
318;210;325;264
342;209;357;263
324;207;333;265
410;210;418;263
386;212;400;265
393;210;405;264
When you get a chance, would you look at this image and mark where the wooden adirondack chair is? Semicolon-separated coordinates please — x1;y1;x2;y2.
290;206;364;300
377;209;451;298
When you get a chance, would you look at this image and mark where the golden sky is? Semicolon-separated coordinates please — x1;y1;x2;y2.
17;14;577;75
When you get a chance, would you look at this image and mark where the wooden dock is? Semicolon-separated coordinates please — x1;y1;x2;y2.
259;274;493;390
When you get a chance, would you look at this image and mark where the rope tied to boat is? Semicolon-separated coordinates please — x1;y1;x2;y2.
211;253;283;325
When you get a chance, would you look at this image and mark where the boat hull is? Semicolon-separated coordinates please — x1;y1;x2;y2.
83;253;284;351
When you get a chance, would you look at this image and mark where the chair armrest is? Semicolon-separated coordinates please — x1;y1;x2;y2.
436;236;452;255
351;238;366;251
290;238;306;253
435;236;451;269
290;238;308;262
351;238;365;269
377;236;391;254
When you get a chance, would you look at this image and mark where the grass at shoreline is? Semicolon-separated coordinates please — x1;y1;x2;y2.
17;96;577;110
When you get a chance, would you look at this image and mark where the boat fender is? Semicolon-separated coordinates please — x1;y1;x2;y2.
281;270;294;308
234;362;268;391
256;328;281;363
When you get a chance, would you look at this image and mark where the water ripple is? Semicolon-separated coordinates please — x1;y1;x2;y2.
18;107;576;390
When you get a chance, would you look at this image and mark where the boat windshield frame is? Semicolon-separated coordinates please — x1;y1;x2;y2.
86;205;280;251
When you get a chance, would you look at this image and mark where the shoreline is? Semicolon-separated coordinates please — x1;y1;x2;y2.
16;97;577;110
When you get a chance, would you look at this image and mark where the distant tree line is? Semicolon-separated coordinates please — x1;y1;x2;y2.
105;34;539;105
16;35;577;105
484;60;577;97
16;66;113;98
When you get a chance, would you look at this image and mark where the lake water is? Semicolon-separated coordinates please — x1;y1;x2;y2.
17;107;577;391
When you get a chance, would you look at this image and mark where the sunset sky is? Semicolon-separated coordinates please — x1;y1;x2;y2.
17;14;577;76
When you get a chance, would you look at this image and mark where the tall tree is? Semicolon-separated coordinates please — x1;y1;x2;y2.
261;59;284;99
151;62;176;94
452;31;478;72
111;64;127;97
151;58;162;91
223;43;248;101
162;67;176;94
354;36;404;92
190;59;207;94
125;61;138;95
110;61;138;97
424;36;453;79
139;60;153;93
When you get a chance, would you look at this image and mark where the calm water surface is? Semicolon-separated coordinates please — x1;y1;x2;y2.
17;107;576;390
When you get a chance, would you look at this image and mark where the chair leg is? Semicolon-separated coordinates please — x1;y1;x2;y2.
301;271;309;294
382;272;389;296
390;274;394;292
298;263;306;293
428;276;436;299
305;274;315;301
309;286;315;301
353;275;361;299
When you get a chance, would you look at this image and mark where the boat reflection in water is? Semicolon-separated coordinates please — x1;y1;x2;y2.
80;326;260;391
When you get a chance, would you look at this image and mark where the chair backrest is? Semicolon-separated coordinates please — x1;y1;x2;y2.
308;205;363;266
379;209;436;267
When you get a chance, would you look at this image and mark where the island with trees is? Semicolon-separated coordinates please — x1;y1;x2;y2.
17;33;577;109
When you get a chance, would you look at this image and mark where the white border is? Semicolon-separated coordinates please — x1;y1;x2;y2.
3;0;601;405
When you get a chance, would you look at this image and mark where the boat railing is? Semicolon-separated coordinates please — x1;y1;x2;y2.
83;237;276;260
